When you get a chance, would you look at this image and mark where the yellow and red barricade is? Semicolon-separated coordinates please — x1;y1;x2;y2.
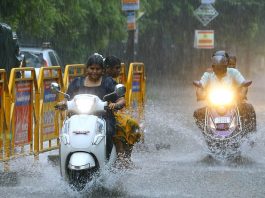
0;70;10;161
115;63;127;85
8;67;39;159
126;62;146;119
63;64;85;90
37;67;64;153
0;61;146;165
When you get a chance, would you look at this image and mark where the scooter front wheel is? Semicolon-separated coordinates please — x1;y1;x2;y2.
68;167;98;191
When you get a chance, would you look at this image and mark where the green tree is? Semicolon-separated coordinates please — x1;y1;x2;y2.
1;0;265;76
0;0;126;64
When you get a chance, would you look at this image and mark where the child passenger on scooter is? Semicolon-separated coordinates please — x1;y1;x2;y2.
104;56;141;165
58;53;125;160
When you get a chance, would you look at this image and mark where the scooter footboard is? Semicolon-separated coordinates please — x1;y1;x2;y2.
68;152;96;170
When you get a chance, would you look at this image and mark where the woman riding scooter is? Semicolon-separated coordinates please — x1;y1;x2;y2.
57;53;125;160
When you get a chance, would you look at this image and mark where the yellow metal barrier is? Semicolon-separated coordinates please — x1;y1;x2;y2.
37;67;64;153
115;63;127;85
8;67;39;159
0;62;146;162
0;70;10;162
63;64;85;90
126;62;146;109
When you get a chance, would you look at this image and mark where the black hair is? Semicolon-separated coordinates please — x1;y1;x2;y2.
86;53;104;68
104;55;121;68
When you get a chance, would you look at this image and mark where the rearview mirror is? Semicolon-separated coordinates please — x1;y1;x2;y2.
241;80;252;87
50;82;61;93
103;84;126;102
50;82;70;100
193;81;202;88
115;84;126;97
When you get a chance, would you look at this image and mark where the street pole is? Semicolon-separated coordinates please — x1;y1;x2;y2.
126;29;135;63
121;0;140;64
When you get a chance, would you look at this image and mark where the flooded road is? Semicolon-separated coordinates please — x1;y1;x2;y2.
121;77;265;198
1;75;265;198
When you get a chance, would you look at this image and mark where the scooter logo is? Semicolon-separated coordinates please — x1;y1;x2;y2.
73;130;90;134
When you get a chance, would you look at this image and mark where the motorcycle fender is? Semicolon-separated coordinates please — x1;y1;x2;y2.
68;152;96;170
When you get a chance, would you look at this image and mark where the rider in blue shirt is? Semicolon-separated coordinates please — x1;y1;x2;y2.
66;53;125;160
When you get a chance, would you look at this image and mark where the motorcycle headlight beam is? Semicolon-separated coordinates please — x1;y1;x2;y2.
208;88;234;106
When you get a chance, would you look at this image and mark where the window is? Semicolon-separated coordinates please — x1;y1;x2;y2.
48;51;59;66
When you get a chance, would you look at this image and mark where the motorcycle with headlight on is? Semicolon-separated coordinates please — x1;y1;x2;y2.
193;80;255;159
50;82;126;190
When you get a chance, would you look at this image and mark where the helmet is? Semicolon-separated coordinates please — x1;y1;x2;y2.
211;50;229;77
212;50;229;57
86;53;104;68
211;50;229;65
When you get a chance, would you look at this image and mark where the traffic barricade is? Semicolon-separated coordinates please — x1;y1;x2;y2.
0;70;10;162
0;62;147;162
126;62;146;111
115;63;127;85
37;67;64;153
63;64;85;90
8;67;39;159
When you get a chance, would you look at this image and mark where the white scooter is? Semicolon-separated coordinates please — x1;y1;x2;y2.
51;82;126;190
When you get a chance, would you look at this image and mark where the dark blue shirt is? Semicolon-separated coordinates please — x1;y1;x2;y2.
66;76;118;102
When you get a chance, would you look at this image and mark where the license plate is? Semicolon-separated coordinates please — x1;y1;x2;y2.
214;117;230;124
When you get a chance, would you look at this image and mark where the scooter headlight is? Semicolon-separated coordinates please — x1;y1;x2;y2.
208;88;234;106
74;95;95;114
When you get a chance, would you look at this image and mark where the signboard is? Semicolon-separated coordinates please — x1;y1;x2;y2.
127;11;136;30
194;4;218;26
194;30;214;49
122;0;140;11
43;80;57;139
15;82;32;145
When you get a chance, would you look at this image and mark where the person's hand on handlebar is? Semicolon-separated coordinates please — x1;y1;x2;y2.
108;98;125;110
108;102;116;110
54;101;67;110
